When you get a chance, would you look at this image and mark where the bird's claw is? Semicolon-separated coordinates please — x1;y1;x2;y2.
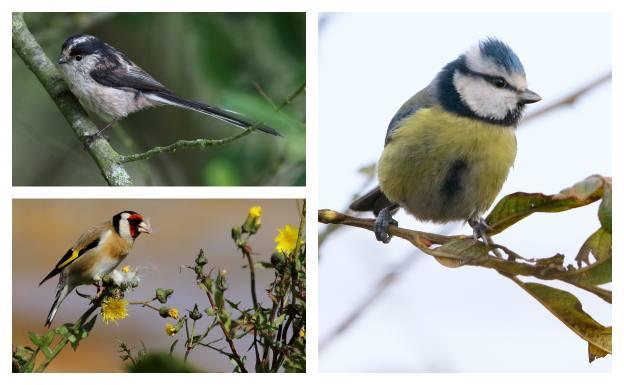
374;207;398;244
83;131;107;147
468;216;503;258
94;281;105;298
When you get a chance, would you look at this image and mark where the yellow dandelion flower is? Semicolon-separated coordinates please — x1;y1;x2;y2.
101;297;129;324
248;206;262;219
274;224;299;254
165;323;177;336
299;327;305;338
168;308;179;320
122;265;130;273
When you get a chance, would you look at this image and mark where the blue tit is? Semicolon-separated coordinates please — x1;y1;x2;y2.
350;38;541;244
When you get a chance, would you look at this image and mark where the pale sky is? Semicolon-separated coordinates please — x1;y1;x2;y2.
319;12;611;372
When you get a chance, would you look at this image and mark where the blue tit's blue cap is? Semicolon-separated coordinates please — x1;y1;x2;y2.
479;37;525;75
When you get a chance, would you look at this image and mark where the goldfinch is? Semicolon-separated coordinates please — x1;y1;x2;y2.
39;211;151;327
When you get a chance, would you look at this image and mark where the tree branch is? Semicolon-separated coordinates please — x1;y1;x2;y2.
118;126;257;164
12;12;133;186
318;209;611;302
522;72;611;124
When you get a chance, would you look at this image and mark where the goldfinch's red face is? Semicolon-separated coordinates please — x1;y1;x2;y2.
114;211;151;240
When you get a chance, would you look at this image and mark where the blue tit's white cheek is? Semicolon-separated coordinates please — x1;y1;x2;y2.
453;72;517;120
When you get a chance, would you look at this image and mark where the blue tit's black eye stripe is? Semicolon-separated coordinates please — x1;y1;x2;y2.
437;55;525;127
461;67;518;92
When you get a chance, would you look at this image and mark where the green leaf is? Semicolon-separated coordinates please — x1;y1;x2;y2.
273;314;287;327
255;261;274;269
486;175;608;235
598;180;612;233
516;281;611;360
169;339;179;356
54;325;70;338
27;332;43;348
589;332;611;363
431;238;490;267
82;315;97;333
566;229;612;285
40;346;54;360
42;330;55;346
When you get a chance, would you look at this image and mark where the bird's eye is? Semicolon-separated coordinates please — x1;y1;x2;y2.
75;55;82;61
492;77;507;88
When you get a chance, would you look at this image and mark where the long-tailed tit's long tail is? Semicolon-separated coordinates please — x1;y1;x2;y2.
146;92;281;136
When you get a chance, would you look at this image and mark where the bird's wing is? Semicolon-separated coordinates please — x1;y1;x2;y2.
90;64;171;94
39;222;108;285
385;83;438;145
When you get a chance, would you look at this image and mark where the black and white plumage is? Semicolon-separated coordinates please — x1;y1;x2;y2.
57;34;280;136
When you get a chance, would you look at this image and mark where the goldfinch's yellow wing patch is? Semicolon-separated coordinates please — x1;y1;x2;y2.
39;238;101;286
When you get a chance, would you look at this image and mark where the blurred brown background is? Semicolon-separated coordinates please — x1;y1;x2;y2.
13;199;303;372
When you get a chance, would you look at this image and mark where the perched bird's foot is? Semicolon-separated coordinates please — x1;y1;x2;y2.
374;207;398;244
94;281;105;298
468;216;503;258
82;131;107;147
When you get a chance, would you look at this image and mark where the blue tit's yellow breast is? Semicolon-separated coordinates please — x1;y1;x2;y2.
377;106;517;222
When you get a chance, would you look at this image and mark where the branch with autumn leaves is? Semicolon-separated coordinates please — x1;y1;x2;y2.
319;175;611;363
13;203;306;373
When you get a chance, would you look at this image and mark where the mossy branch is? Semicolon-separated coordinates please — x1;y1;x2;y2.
12;12;133;186
118;126;258;164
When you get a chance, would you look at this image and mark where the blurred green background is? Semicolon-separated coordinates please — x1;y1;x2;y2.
12;13;306;186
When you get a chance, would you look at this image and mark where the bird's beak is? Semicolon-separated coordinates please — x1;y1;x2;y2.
520;89;542;104
137;220;152;234
58;56;68;65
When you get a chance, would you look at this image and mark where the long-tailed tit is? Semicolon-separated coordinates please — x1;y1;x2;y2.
57;34;280;136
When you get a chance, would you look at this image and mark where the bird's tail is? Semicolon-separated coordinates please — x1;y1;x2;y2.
350;186;397;216
45;282;71;328
146;92;281;137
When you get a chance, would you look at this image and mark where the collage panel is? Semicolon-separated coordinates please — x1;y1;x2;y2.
319;12;611;372
6;0;620;381
12;199;306;372
12;12;306;186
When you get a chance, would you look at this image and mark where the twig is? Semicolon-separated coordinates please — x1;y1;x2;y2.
118;126;257;164
319;209;611;301
319;251;420;352
198;280;248;372
12;12;133;186
240;245;261;368
521;72;611;124
117;81;306;164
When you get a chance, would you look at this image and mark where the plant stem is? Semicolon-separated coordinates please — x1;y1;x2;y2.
199;280;248;372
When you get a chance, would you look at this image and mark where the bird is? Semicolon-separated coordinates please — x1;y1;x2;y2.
350;38;541;246
39;211;151;327
57;34;280;137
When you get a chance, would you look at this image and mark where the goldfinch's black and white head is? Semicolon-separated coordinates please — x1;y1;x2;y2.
113;211;151;241
437;37;541;126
